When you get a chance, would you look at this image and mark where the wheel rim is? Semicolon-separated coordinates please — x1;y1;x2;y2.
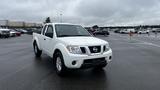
56;57;62;71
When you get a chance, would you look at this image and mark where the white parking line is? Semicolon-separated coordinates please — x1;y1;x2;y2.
113;33;160;48
132;39;160;48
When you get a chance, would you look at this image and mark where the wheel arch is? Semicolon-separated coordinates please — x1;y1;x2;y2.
33;37;41;50
53;49;61;59
52;44;68;67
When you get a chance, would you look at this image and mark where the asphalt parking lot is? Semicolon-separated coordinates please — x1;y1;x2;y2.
0;33;160;90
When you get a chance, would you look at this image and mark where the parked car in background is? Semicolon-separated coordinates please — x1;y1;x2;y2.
27;29;33;35
138;29;149;34
33;28;41;34
10;29;17;37
11;29;21;36
10;29;21;37
16;31;21;36
21;29;28;34
86;28;94;35
93;29;110;36
114;29;121;33
0;29;10;38
15;29;27;34
152;29;160;33
120;29;135;34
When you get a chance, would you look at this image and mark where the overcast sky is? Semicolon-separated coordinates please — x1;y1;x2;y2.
1;0;160;26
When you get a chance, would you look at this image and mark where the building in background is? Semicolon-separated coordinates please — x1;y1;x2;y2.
0;20;42;28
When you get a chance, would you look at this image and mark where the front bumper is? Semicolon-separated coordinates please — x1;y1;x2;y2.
80;57;107;69
63;49;112;69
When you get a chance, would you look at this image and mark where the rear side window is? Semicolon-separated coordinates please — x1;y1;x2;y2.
42;25;47;35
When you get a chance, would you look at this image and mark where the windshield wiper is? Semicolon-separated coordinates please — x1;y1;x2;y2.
58;35;71;37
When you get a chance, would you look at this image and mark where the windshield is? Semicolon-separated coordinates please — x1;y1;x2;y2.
55;24;91;37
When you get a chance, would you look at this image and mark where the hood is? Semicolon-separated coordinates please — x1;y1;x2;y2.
58;36;108;46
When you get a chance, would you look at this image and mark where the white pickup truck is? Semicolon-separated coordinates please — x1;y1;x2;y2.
33;23;112;75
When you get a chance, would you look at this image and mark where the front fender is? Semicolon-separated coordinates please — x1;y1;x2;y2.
52;43;70;66
52;43;68;57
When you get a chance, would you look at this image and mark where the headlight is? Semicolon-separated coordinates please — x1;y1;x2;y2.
103;44;110;52
67;45;82;54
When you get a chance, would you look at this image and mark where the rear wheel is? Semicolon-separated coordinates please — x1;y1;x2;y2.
54;51;67;76
33;42;42;57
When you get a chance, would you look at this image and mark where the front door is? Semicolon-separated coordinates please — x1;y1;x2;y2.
44;25;54;55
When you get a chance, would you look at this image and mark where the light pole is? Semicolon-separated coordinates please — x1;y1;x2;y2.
60;13;62;23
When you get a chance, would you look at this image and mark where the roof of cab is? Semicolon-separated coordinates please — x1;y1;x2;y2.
44;23;78;26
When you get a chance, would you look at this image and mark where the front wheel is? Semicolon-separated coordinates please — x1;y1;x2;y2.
33;42;42;57
54;51;67;76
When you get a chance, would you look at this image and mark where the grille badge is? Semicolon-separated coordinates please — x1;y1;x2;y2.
93;47;98;52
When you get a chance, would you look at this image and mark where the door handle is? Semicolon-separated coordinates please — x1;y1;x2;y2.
44;38;46;40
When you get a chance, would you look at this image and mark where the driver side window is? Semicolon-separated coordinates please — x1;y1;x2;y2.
45;25;53;38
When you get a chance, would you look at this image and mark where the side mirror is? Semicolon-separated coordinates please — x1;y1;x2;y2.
45;33;53;38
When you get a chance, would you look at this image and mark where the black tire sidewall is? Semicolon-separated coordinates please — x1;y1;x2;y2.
54;51;66;76
34;43;38;54
33;42;42;57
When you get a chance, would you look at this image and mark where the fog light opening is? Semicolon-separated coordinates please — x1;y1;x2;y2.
109;56;112;60
72;61;77;65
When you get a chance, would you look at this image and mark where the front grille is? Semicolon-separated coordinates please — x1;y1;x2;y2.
88;46;101;53
103;45;106;52
80;47;86;54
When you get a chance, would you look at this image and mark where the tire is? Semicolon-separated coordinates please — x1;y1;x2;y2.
33;42;42;57
54;51;67;76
